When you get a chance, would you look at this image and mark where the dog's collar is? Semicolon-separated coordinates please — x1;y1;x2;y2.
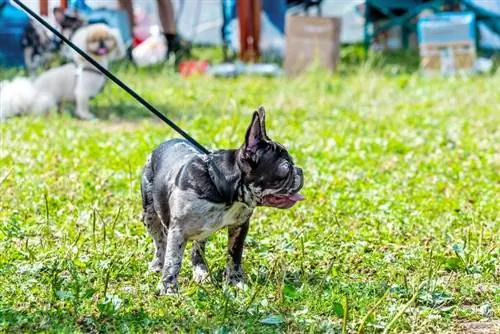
207;153;260;208
206;154;235;205
206;153;257;207
74;64;107;96
236;183;258;208
76;64;104;76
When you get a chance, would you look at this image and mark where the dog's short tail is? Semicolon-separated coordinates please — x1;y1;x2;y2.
0;77;55;120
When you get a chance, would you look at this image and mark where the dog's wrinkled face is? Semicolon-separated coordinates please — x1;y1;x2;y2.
84;24;118;57
238;107;304;209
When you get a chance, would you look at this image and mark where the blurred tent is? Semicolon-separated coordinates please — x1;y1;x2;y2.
74;0;364;56
12;0;498;52
172;0;365;57
13;0;365;57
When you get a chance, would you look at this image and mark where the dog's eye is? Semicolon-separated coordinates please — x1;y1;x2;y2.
104;38;115;47
276;161;291;178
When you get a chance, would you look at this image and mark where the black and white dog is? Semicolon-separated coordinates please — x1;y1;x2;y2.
22;7;85;75
141;107;304;294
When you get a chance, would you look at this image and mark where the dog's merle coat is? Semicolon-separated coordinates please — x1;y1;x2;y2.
141;107;304;294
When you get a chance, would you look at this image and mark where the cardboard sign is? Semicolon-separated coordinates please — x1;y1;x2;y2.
284;15;341;76
418;13;476;76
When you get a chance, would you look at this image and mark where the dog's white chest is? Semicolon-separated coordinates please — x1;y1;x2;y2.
193;202;253;240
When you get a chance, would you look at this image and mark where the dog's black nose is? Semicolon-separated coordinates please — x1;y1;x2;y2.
295;167;303;176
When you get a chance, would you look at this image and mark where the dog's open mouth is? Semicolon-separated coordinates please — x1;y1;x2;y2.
95;47;109;56
262;193;304;209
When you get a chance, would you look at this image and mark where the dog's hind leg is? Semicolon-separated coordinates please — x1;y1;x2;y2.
141;156;167;273
191;239;209;283
159;225;186;294
143;210;167;273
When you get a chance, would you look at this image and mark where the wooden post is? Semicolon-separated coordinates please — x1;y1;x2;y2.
238;0;261;62
40;0;48;16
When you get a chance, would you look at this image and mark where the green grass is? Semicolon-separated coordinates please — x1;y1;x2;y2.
1;47;499;333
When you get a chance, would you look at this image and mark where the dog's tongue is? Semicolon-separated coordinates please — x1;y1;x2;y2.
288;193;305;202
97;47;107;55
263;193;304;209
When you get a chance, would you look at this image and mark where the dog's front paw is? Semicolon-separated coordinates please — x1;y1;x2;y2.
149;259;164;273
192;265;209;284
224;264;245;287
229;279;248;291
157;282;178;295
75;111;96;120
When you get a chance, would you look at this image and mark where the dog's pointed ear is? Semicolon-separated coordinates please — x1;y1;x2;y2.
257;106;269;140
53;7;65;25
243;108;267;153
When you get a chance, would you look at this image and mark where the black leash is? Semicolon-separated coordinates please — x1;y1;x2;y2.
12;0;210;155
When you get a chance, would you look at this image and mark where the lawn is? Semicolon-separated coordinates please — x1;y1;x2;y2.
1;48;499;333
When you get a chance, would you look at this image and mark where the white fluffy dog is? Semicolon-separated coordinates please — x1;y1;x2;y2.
1;24;125;120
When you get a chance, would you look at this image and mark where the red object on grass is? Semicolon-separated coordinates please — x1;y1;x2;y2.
132;35;144;48
179;60;209;77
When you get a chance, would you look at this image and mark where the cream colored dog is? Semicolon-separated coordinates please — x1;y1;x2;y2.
1;24;125;120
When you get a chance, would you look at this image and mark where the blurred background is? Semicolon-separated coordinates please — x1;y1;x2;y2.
1;0;498;75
